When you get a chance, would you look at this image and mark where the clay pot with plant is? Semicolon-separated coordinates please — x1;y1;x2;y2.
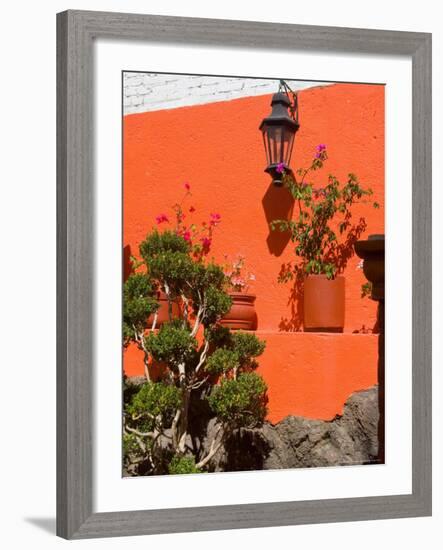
271;145;379;331
220;255;257;331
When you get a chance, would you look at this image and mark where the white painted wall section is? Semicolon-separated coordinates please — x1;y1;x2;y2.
123;72;332;114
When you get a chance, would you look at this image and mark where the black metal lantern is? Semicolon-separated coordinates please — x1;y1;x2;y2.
259;81;300;185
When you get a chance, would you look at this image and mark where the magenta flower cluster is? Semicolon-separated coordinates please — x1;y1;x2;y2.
155;213;169;224
210;213;221;226
315;143;327;159
154;181;221;262
276;162;286;174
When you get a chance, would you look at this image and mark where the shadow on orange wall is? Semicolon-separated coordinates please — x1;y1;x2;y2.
277;272;304;332
261;183;294;257
123;244;133;282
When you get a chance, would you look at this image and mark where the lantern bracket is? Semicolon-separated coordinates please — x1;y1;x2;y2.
278;80;299;127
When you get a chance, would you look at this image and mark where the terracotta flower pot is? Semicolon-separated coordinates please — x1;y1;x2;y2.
146;290;180;328
220;292;257;330
303;275;345;332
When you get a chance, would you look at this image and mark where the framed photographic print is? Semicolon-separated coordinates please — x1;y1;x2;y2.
57;10;432;539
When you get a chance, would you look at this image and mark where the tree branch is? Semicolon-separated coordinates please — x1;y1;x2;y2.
181;294;189;324
140;336;151;382
191;376;209;390
194;340;210;375
196;424;224;469
171;408;181;450
163;282;174;320
191;304;203;337
151;310;158;332
125;425;155;438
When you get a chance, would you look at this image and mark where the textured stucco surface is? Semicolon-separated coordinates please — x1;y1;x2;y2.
124;332;378;423
123;81;384;421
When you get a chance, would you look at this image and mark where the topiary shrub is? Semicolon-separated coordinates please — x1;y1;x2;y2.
123;220;267;476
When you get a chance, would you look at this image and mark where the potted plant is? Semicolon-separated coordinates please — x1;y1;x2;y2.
271;145;379;331
220;255;257;330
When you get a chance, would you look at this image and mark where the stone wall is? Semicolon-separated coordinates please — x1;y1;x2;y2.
206;385;381;471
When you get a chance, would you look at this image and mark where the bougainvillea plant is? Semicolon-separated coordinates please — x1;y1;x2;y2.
271;145;379;282
223;254;256;293
123;184;267;476
155;182;222;262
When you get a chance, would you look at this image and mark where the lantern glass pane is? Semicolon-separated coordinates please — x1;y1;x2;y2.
282;126;295;165
261;127;271;165
262;121;296;168
266;125;283;165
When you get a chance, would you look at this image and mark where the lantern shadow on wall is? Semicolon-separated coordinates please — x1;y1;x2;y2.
262;183;294;256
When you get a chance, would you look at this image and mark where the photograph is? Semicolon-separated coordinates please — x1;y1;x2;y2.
122;72;385;477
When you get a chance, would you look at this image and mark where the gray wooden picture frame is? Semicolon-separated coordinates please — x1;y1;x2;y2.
57;9;432;539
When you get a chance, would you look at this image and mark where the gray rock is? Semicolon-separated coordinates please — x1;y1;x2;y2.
208;385;381;471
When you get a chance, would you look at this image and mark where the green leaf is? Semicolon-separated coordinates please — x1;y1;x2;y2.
231;332;266;365
200;286;232;326
144;323;197;367
126;381;181;422
168;455;202;475
205;348;240;375
207;372;268;428
123;273;159;343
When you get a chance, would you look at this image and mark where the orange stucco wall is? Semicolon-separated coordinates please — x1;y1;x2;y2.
123;82;384;422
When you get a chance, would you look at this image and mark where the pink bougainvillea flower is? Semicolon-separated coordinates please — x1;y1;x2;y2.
182;230;192;242
200;236;212;252
276;162;286;174
184;182;191;191
209;213;221;226
189;206;196;213
315;144;327;159
155;213;169;224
